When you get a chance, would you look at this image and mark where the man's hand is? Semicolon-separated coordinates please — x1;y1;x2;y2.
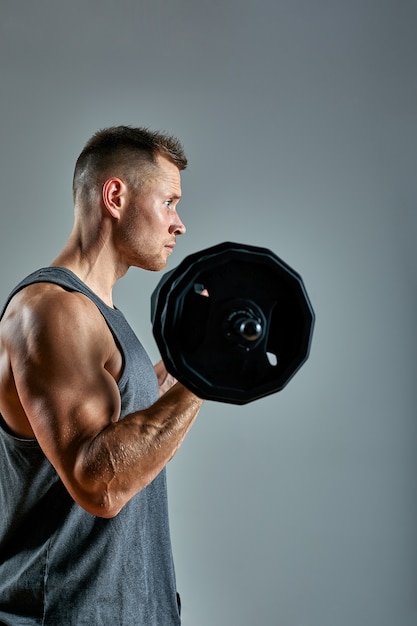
154;360;178;396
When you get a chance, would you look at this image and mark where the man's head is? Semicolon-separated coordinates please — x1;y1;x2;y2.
72;125;188;206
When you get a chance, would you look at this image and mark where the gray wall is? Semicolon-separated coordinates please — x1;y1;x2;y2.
1;1;416;624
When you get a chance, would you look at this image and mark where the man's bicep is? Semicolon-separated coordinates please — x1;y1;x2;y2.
10;296;121;470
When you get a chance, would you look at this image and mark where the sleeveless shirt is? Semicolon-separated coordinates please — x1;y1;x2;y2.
0;267;180;625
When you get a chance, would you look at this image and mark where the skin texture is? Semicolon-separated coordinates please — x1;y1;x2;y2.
0;154;203;518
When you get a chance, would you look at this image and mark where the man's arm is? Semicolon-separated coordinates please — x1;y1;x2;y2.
2;286;203;518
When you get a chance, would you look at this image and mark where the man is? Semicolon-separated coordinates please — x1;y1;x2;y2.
0;126;204;625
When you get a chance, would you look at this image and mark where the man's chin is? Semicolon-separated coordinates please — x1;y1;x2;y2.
138;258;168;273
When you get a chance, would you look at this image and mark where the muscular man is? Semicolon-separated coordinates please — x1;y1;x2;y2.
0;126;203;625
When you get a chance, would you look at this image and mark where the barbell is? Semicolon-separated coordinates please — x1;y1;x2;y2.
151;241;315;404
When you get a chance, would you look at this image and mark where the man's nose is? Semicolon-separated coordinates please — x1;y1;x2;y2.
170;213;186;236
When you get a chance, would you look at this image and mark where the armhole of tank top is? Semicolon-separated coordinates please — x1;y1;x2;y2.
0;412;39;447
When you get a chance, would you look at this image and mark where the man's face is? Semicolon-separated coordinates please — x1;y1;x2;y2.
119;154;186;272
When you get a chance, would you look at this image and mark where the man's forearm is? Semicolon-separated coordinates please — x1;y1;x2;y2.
74;383;203;517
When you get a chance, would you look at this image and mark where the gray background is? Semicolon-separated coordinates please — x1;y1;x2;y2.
1;1;416;624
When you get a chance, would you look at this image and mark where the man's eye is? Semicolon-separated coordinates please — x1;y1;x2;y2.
164;200;172;208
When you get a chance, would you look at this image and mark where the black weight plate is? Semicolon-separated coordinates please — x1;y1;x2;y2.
151;242;314;404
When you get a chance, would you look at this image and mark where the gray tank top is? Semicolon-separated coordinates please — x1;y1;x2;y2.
0;267;180;625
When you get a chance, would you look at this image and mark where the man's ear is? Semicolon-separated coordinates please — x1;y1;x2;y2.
102;178;126;219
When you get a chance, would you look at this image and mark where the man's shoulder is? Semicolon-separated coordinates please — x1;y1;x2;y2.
1;278;102;338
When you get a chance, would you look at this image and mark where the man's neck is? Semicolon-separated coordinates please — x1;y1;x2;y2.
51;244;127;309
